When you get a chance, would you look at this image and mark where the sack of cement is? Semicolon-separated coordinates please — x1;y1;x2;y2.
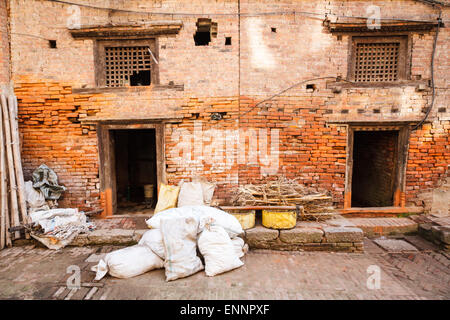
154;183;180;214
24;180;49;213
198;220;244;277
177;181;204;207
192;177;216;205
146;205;243;239
138;229;165;259
92;245;164;280
231;236;249;258
160;216;204;281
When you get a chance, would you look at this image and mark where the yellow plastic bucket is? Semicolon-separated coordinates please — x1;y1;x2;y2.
262;210;297;229
228;210;255;230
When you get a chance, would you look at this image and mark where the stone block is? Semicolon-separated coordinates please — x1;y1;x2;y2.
323;227;364;243
245;226;279;242
87;229;135;245
431;226;450;244
279;227;323;244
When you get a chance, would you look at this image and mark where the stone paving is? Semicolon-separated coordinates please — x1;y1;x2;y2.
0;235;449;300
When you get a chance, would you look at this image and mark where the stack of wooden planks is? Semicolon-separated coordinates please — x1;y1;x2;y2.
230;176;337;221
0;93;28;249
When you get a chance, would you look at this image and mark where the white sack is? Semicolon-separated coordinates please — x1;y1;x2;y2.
192;177;216;205
231;237;249;258
161;216;204;281
24;180;49;213
30;208;82;233
198;224;244;277
177;181;204;207
138;229;166;259
146;206;243;239
92;245;163;280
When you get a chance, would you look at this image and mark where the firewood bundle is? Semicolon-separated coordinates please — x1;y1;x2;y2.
230;176;337;221
0;93;28;249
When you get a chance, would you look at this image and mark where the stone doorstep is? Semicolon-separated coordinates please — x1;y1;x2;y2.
342;217;419;237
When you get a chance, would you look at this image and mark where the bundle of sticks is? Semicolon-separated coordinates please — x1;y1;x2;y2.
0;93;28;249
230;176;337;221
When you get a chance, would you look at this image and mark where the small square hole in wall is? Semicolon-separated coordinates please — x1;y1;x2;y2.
337;35;342;41
271;27;277;33
49;40;57;48
306;84;316;91
225;37;232;46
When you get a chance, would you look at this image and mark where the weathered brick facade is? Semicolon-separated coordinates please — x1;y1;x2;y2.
6;0;449;213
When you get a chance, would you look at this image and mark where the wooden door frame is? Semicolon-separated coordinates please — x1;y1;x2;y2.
97;122;166;215
344;124;410;209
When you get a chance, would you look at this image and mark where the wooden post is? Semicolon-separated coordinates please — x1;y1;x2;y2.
8;95;28;224
1;95;20;239
0;97;6;249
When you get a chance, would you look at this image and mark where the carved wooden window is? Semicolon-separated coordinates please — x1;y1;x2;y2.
95;40;159;87
349;36;408;83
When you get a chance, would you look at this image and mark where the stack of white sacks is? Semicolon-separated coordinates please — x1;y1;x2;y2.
92;206;248;281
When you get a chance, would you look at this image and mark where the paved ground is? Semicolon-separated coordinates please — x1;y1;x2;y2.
0;236;448;300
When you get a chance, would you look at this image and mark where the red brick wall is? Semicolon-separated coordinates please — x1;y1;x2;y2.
9;0;450;211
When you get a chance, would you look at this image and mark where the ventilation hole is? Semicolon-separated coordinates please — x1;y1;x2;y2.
337;35;342;41
373;109;381;114
271;27;277;33
225;37;232;46
438;107;446;113
194;32;211;46
49;40;57;48
194;18;217;46
391;108;399;113
357;109;365;114
341;109;349;114
306;84;316;91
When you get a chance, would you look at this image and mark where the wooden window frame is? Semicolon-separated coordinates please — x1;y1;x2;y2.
94;39;159;88
347;35;411;85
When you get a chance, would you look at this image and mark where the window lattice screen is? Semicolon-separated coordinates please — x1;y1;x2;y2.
354;42;400;82
105;46;151;87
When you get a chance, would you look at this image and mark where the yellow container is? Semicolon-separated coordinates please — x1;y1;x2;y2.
144;184;154;198
232;211;256;230
262;210;297;230
227;210;256;230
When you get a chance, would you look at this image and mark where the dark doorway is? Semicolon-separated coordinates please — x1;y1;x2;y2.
351;130;399;207
113;129;158;211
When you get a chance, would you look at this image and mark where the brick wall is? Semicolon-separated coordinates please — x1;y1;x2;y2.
8;0;450;211
0;0;10;86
